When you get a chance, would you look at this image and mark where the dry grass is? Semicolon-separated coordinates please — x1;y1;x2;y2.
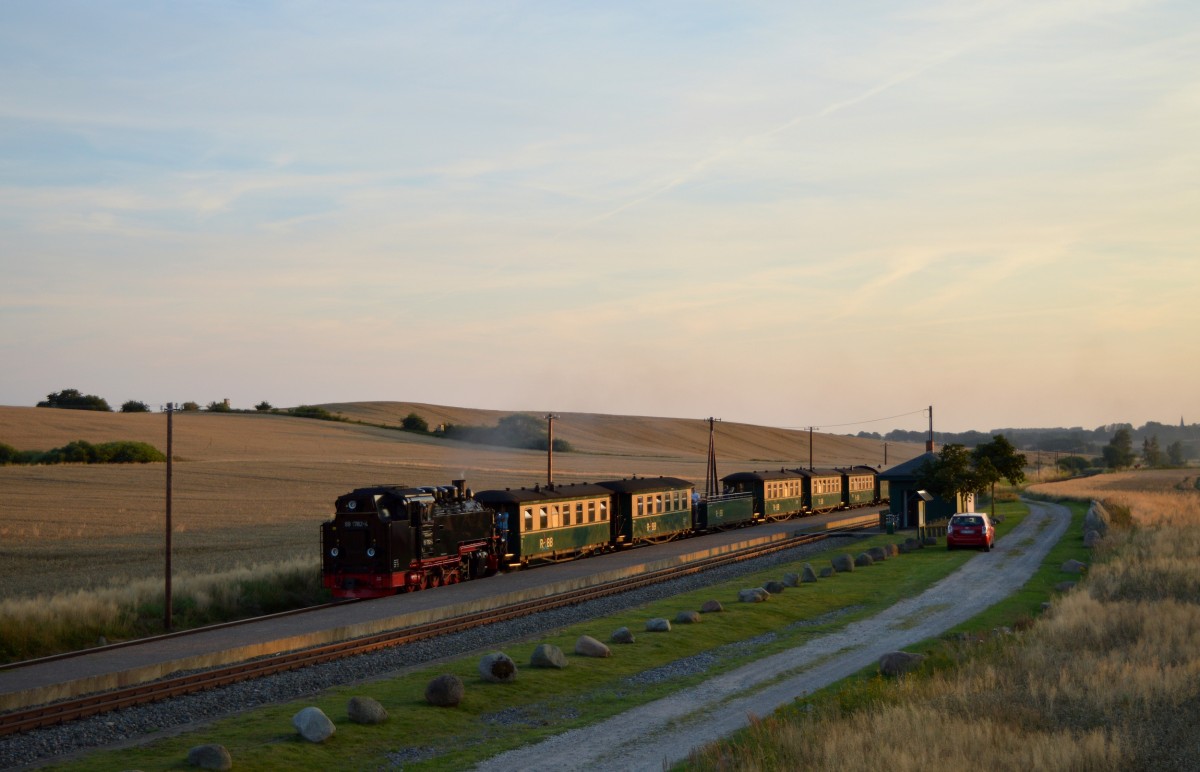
0;557;322;661
692;469;1200;771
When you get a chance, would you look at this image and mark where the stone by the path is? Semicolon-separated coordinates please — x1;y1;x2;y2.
831;554;855;573
187;744;232;770
293;706;335;743
763;580;786;594
478;652;518;683
878;651;927;677
738;588;769;603
646;617;672;632
347;695;388;724
700;599;724;613
531;643;569;668
576;635;611;658
426;674;466;706
801;563;819;583
611;626;636;644
854;552;874;567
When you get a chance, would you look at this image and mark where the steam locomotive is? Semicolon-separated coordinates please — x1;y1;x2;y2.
320;466;887;599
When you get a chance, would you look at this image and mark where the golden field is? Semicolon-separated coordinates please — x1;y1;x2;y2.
0;403;919;600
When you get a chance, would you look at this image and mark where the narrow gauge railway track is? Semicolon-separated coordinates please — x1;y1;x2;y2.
0;522;870;738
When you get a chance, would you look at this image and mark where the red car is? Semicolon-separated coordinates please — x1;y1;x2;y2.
946;513;995;551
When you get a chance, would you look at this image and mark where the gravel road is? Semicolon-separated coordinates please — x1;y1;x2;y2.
476;499;1071;772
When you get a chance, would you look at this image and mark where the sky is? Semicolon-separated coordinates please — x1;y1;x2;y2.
1;1;1197;435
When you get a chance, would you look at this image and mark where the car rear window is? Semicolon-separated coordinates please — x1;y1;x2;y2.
953;516;983;525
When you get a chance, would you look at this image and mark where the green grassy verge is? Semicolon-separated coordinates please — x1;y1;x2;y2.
50;504;1039;771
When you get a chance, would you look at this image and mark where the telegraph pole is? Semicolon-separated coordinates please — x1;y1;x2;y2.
808;426;817;471
165;402;174;632
545;413;559;487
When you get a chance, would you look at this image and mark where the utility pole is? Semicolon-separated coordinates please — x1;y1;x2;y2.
807;427;818;471
545;413;559;488
165;402;174;633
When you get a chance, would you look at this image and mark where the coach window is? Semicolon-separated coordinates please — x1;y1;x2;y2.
540;506;548;530
600;500;609;521
524;508;533;531
637;496;644;517
575;501;584;523
655;494;663;513
559;504;569;526
588;500;596;522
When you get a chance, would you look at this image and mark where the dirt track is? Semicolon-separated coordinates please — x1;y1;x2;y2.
476;499;1071;772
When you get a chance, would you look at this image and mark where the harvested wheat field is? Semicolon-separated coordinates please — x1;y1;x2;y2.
1030;469;1200;525
0;403;921;599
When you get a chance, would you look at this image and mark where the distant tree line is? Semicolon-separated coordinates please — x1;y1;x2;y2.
855;420;1198;463
0;440;165;466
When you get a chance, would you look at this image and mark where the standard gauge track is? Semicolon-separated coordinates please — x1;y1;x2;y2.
0;523;869;738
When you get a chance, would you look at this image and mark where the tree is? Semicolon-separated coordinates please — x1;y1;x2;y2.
121;400;151;413
1102;428;1136;469
255;401;273;412
916;444;985;509
971;434;1027;517
402;412;429;432
36;389;112;412
1142;435;1164;467
1167;441;1186;466
1056;455;1090;474
180;402;200;412
206;400;232;412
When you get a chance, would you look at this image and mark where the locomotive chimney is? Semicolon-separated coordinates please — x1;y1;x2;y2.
453;479;467;499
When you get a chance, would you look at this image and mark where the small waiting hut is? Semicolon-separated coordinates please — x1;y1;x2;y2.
879;452;973;529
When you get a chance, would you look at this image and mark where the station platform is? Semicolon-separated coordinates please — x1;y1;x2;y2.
0;509;882;712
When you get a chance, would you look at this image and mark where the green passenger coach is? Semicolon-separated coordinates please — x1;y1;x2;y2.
596;476;694;544
793;468;844;513
473;482;614;566
720;469;806;521
838;467;877;508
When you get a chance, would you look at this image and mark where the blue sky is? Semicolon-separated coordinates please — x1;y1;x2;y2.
2;1;1197;433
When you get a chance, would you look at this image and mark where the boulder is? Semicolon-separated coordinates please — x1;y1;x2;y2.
854;552;874;567
801;563;819;583
1084;501;1110;537
426;674;466;706
187;744;232;771
675;610;701;624
922;536;938;546
819;566;834;578
878;651;927;677
575;635;611;658
292;706;335;743
867;546;887;562
478;652;518;683
831;554;855;573
347;695;388;724
700;599;724;613
1061;559;1087;574
763;580;786;594
883;543;900;557
1083;529;1102;548
782;572;800;587
530;643;569;669
738;588;769;603
1054;581;1077;593
646;617;672;632
898;541;913;554
611;626;636;644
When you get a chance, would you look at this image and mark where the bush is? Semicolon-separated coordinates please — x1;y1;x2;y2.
36;389;112;412
120;400;151;413
206;401;232;413
180;402;200;412
0;443;18;465
3;440;165;465
287;405;346;422
255;401;273;412
402;412;429;432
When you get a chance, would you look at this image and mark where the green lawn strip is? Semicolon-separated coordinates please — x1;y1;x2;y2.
688;497;1088;768
50;511;1031;772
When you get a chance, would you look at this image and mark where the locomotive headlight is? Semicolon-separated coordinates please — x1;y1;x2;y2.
367;547;376;557
330;547;339;557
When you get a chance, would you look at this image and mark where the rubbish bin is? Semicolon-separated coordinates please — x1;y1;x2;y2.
885;514;895;534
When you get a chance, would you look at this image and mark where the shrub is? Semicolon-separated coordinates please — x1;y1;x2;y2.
206;401;232;413
288;405;345;422
36;389;112;412
180;402;200;412
255;401;273;412
402;412;429;432
0;442;18;465
120;400;151;413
